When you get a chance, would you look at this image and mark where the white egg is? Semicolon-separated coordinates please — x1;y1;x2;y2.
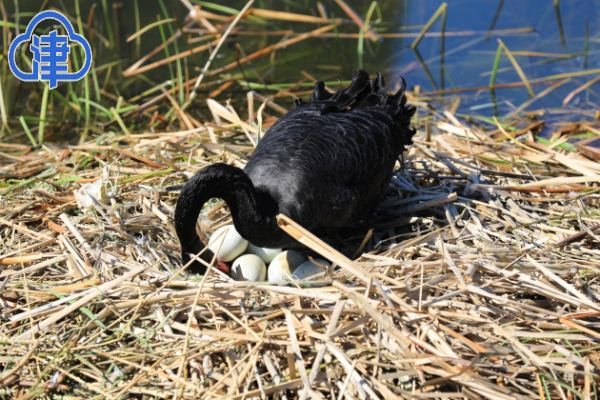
246;243;282;263
232;254;266;282
267;250;306;283
292;259;330;280
207;225;248;262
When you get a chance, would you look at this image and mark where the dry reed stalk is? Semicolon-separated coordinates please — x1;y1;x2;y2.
1;83;599;399
277;214;371;284
314;27;534;39
124;38;221;77
249;8;334;24
332;0;381;41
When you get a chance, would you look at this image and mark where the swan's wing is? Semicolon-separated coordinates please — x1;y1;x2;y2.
245;109;405;227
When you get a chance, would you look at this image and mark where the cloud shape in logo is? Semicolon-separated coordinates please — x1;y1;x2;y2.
8;10;92;86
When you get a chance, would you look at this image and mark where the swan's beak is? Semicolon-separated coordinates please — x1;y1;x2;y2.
216;258;230;274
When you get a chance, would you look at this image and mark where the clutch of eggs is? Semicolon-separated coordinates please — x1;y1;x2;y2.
208;225;331;282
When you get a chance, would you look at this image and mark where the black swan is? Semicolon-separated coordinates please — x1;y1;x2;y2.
175;69;416;274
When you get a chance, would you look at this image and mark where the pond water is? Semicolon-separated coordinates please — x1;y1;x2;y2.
5;0;600;123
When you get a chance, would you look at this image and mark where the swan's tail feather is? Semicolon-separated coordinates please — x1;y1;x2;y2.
312;81;334;102
309;69;416;147
311;70;415;118
387;76;416;146
353;72;388;109
329;69;370;109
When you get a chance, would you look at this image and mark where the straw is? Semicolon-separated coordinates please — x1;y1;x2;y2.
2;98;599;397
1;5;599;397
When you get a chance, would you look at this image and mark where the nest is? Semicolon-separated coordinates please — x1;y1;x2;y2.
1;96;599;399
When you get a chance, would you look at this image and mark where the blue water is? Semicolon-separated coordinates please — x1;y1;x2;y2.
396;0;600;116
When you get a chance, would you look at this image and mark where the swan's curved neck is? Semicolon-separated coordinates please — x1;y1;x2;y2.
174;163;280;273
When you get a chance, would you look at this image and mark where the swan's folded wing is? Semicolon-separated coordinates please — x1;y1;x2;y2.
245;108;407;227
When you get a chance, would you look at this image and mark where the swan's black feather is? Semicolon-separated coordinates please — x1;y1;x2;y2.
175;69;416;273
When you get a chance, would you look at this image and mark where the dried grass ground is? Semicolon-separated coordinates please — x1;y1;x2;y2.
1;94;600;399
